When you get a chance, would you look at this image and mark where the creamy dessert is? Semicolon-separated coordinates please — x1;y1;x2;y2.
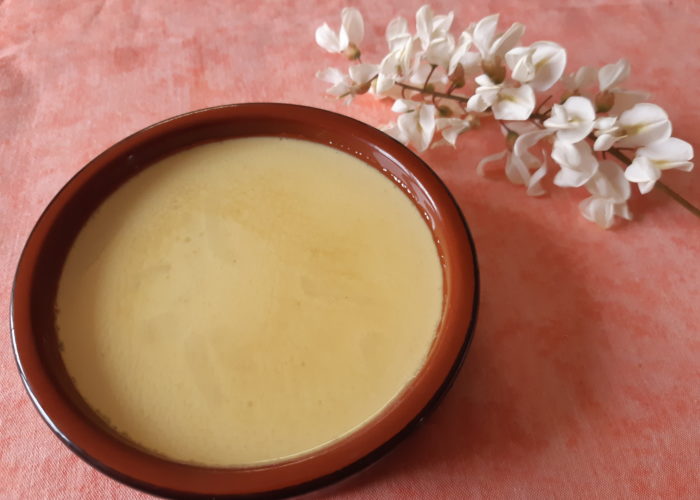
56;136;443;467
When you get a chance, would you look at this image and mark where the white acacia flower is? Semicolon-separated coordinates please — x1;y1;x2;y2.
448;32;481;77
512;129;552;195
594;103;672;151
409;62;446;86
317;64;378;103
563;66;597;92
476;125;549;196
467;74;535;120
385;99;437;152
579;160;632;229
551;139;599;187
543;96;596;143
598;59;629;92
317;67;352;100
416;5;454;50
592;116;622;151
505;41;567;91
624;137;694;193
424;35;456;69
616;103;671;148
435;117;473;147
375;19;416;95
386;16;412;51
477;150;546;196
595;59;649;114
315;7;364;58
471;14;525;63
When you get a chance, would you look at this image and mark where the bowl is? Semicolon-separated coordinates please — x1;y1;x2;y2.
11;103;479;498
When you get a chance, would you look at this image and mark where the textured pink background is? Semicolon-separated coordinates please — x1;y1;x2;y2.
1;0;699;498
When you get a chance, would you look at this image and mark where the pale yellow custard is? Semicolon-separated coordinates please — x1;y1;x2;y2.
56;137;443;467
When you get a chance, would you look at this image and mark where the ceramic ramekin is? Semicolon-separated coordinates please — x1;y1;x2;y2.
11;103;478;499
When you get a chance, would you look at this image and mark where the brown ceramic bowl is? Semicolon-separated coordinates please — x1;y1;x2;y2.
11;103;478;499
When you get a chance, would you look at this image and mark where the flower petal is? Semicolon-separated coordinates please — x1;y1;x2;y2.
433;12;455;34
551;140;598;187
507;47;535;84
386;16;408;45
472;14;499;59
594;134;619;152
382;122;407;144
529;41;567;91
436;117;470;146
375;73;395;95
315;23;341;53
316;67;345;85
415;5;432;48
417;103;437;152
637;137;694;166
598;59;630;91
615;203;632;221
585;160;630;202
391;98;417;113
505;152;531;186
526;158;548;196
492;84;535;120
624;156;661;194
467;93;490;112
425;35;456;68
448;32;473;74
595;116;617;130
349;63;378;84
554;166;594;188
341;7;364;45
564;95;596;121
543;104;567;129
504;46;528;72
616;103;672;148
396;111;418;145
563;66;596;90
579;197;615;229
514;129;554;169
490;22;525;59
476;150;507;176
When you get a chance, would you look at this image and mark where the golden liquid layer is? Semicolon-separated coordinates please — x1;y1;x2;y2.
56;137;443;466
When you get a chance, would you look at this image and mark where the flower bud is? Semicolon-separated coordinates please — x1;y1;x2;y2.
482;57;506;84
449;64;466;89
343;43;361;61
438;105;453;117
505;130;518;151
465;114;480;130
354;81;371;95
595;91;615;113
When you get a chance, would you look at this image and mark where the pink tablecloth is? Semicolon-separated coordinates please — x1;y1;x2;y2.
1;0;698;498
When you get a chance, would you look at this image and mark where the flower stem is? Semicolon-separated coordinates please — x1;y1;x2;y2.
423;64;437;91
396;82;470;103
654;181;700;217
607;145;700;218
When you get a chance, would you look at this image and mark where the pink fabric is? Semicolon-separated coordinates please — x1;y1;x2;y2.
1;0;698;498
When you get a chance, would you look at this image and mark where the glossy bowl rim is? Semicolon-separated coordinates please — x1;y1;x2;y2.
10;102;479;499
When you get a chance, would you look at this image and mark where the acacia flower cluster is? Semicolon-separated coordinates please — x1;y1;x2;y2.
315;5;697;228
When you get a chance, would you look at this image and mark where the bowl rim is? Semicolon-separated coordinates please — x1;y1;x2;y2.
10;102;479;499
